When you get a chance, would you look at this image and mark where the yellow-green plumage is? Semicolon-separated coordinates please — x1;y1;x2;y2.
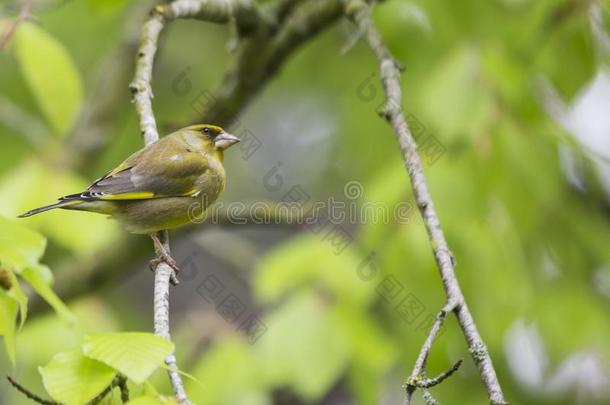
19;124;240;234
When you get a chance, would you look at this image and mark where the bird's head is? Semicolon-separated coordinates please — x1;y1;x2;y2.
184;124;240;152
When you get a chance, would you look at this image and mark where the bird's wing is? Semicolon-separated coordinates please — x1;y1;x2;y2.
65;141;209;201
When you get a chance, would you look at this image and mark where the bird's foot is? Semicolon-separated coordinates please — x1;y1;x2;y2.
149;258;179;286
149;233;180;286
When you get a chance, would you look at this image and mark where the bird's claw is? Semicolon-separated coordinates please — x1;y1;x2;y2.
149;257;180;286
149;233;181;286
149;258;160;273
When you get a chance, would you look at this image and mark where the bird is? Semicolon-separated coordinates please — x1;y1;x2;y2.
19;124;240;282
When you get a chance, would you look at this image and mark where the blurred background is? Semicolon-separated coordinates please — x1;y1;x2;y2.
1;0;610;404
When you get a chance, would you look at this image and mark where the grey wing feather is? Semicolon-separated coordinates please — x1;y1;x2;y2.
64;136;210;201
73;155;208;200
86;168;138;197
60;167;137;200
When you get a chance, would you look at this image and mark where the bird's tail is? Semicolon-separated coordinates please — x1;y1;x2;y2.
18;200;80;218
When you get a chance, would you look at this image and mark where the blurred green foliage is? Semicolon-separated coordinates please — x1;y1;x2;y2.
1;0;610;404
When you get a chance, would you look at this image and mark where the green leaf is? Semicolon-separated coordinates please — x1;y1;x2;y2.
358;161;412;250
86;0;130;16
0;215;46;273
0;159;121;255
159;363;200;385
332;305;396;371
14;298;120;368
420;44;493;141
6;270;28;329
39;349;115;405
21;265;74;323
82;332;174;384
254;234;373;307
0;290;18;365
188;339;269;405
142;381;160;396
255;293;350;400
15;22;83;136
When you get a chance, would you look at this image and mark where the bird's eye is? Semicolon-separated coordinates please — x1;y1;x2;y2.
202;127;210;134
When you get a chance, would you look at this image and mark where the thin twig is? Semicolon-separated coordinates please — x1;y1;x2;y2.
416;359;463;389
406;357;463;404
116;375;130;402
194;0;346;126
344;1;507;404
130;1;270;402
404;301;458;403
90;374;130;404
29;0;348;318
0;0;32;51
421;388;439;405
131;5;184;405
165;0;266;35
28;199;306;318
8;374;124;405
131;3;190;398
151;231;189;404
89;380;114;405
7;374;124;405
6;376;59;405
130;0;266;144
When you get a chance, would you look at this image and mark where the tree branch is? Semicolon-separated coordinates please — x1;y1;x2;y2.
28;200;305;319
151;232;188;401
36;0;346;319
130;0;268;143
116;374;130;402
8;0;505;402
6;374;129;405
266;0;305;24
194;0;345;125
89;374;130;404
416;359;463;389
344;1;507;404
404;301;459;404
129;1;277;402
164;0;267;36
6;376;59;405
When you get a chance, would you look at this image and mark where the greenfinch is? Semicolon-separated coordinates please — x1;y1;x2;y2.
19;124;239;276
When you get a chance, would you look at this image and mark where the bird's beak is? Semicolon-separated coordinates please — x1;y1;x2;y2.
214;132;240;150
